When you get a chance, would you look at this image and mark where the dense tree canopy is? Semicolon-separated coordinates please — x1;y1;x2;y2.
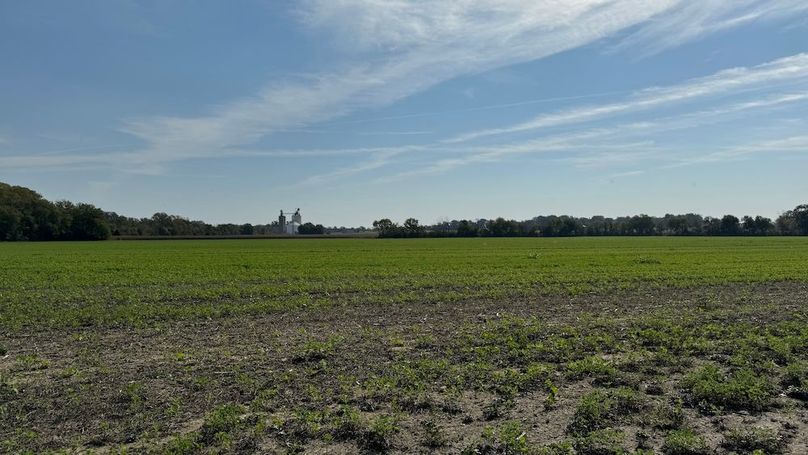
373;204;806;238
0;183;108;241
3;181;805;241
298;222;326;235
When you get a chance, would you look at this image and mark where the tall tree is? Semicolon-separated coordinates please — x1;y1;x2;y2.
403;218;422;237
793;204;808;235
372;218;398;237
720;215;741;235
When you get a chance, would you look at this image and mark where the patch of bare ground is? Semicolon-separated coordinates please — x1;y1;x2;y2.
1;282;807;453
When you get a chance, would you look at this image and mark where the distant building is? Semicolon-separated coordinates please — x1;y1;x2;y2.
278;208;302;234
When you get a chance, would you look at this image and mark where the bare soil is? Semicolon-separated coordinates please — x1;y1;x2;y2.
2;282;807;453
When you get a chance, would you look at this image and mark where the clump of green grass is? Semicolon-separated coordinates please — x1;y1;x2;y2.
329;406;363;441
420;417;448;448
722;427;784;454
572;428;625;455
173;351;188;362
611;387;644;414
567;388;643;435
566;355;618;383
462;421;531;455
57;366;78;379
648;398;684;430
522;362;554;389
162;433;201;455
293;338;339;362
121;381;144;408
291;409;330;441
544;379;559;409
536;441;575;455
359;414;400;452
199;404;245;444
782;361;808;400
682;365;775;412
662;429;711;455
568;391;616;435
14;354;49;371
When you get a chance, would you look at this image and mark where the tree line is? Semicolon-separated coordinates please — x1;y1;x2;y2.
1;181;331;241
106;213;327;236
2;181;806;241
373;206;808;238
0;182;110;240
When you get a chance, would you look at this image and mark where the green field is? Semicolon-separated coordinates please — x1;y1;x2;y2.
2;237;808;330
1;238;808;453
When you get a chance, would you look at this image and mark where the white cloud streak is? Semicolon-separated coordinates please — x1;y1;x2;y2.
375;89;808;181
298;150;404;186
614;0;808;56
105;0;738;169
2;88;806;175
447;53;808;143
664;135;808;168
6;1;808;175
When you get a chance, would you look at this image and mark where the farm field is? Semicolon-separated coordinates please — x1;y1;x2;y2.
2;237;808;454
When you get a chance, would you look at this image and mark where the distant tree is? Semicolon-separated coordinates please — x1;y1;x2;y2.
793;204;808;235
776;212;796;235
456;220;478;237
776;205;808;235
703;217;722;235
683;213;705;235
150;212;174;236
664;215;689;235
403;218;422;237
0;205;21;241
584;215;611;236
67;203;110;240
214;224;240;236
627;215;655;235
741;216;754;235
720;215;741;235
742;215;773;235
433;217;452;235
0;182;61;240
488;217;520;237
757;216;774;235
372;218;398;237
298;222;325;235
3;180;806;241
540;216;561;237
557;216;580;236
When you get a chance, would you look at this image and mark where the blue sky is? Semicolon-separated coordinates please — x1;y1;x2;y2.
1;1;808;227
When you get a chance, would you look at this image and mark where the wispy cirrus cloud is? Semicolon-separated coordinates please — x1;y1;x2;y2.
601;134;808;179
131;0;807;158
3;88;807;176
298;150;405;186
118;0;681;170
665;134;808;168
447;53;808;143
6;1;808;176
372;137;653;183
375;87;808;181
614;0;808;56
